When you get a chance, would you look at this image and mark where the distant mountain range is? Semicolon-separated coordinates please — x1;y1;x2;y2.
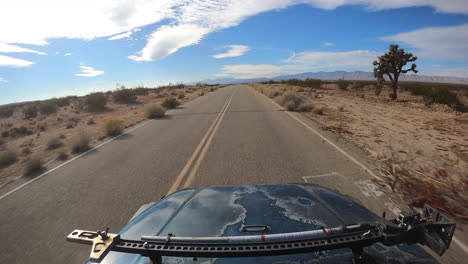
195;71;468;85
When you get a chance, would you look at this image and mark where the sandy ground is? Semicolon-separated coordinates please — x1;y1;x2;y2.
257;83;468;220
0;85;219;187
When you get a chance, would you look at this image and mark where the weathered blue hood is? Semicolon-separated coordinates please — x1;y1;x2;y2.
98;184;436;263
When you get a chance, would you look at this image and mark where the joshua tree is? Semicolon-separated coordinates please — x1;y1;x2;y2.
373;45;417;100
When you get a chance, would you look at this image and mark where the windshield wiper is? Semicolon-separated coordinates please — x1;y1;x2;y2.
67;204;456;264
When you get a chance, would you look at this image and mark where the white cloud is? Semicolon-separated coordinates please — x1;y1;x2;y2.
64;53;72;56
323;42;334;46
0;77;7;82
381;23;468;61
218;49;381;78
108;31;132;40
0;55;34;67
215;73;229;77
0;42;46;55
213;45;250;58
285;50;379;69
426;66;468;78
128;24;210;61
1;0;468;62
75;65;104;77
220;64;283;79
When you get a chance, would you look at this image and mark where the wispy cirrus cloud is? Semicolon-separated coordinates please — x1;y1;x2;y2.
75;65;104;77
64;53;72;56
381;23;468;61
323;42;334;46
213;45;250;59
0;42;46;55
108;31;132;40
0;54;34;67
0;76;7;82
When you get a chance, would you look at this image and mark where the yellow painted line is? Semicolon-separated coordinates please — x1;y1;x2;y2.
166;97;231;195
182;95;233;188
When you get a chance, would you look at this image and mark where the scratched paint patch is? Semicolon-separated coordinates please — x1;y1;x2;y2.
354;180;384;198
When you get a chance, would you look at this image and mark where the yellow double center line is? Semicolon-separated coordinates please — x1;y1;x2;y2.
167;95;233;195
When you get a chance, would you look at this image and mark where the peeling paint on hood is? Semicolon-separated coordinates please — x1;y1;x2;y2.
98;184;437;264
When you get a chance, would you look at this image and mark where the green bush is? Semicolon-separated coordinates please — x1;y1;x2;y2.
70;133;90;153
336;80;350;90
144;104;165;119
9;126;32;137
281;78;322;88
133;86;149;95
161;97;180;109
425;87;461;107
0;149;17;167
23;105;38;119
38;100;57;115
113;87;137;103
352;81;370;90
84;92;107;111
24;157;44;175
102;117;123;136
0;105;14;118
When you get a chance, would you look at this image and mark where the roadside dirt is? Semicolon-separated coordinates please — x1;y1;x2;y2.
257;83;468;221
0;85;219;187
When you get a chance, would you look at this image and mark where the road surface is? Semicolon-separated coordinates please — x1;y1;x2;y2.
0;85;464;263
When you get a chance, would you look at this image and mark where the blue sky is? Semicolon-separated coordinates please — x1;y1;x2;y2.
1;0;468;104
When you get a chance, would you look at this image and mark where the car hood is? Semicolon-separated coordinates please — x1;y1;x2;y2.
98;184;436;264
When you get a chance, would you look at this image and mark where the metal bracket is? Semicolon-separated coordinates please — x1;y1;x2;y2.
67;229;120;263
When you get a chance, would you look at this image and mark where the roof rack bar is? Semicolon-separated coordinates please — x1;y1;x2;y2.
115;229;381;258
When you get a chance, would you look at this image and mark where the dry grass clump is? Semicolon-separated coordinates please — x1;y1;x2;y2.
144;104;165;119
313;107;325;115
57;151;68;160
161;97;180;109
102;117;123;136
275;92;303;111
46;136;63;150
298;103;313;112
87;117;95;125
24;157;44;175
177;92;185;99
266;89;282;99
337;104;345;112
0;149;17;167
36;121;47;131
70;133;90;153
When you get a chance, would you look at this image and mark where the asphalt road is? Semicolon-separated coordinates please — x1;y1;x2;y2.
0;85;465;263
